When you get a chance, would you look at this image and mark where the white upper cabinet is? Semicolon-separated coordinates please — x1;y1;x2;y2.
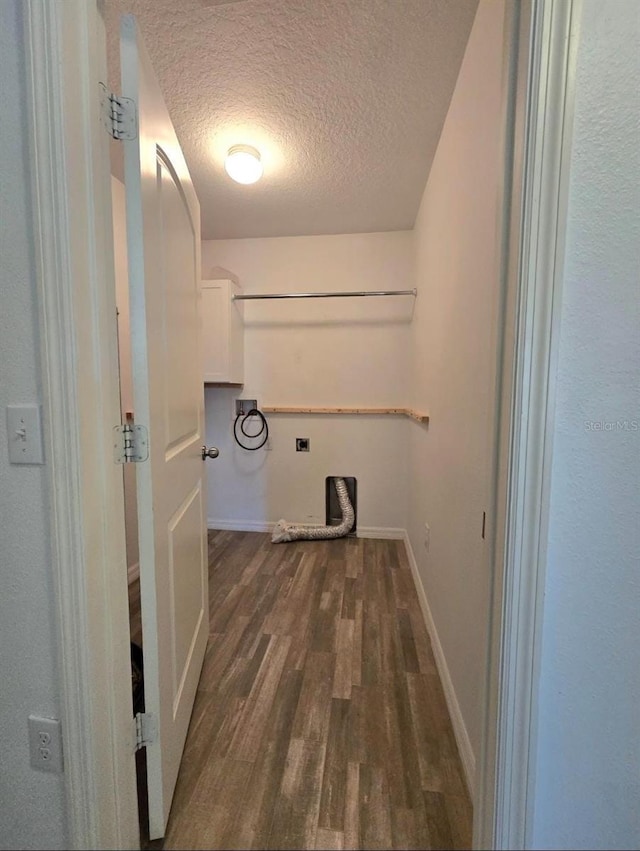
201;278;244;384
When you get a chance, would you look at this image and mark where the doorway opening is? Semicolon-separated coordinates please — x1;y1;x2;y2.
102;1;528;844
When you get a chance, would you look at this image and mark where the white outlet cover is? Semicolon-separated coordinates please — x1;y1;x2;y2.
28;715;63;773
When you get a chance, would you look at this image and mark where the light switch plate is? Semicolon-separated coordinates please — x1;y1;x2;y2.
6;404;44;464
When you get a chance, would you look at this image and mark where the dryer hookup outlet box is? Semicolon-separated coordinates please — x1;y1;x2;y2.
296;438;310;452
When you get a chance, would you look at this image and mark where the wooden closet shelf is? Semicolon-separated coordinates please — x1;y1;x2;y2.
261;406;429;424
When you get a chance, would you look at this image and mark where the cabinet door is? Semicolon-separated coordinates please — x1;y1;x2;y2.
202;281;229;382
202;279;244;383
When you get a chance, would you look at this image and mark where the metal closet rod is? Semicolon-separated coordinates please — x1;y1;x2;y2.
233;288;417;301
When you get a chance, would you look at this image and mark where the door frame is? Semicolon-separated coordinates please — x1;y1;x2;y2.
22;0;579;848
475;1;579;847
23;2;139;848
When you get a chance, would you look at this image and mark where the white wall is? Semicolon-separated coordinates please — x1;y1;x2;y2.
531;2;640;848
201;232;414;532
406;0;507;788
0;1;68;847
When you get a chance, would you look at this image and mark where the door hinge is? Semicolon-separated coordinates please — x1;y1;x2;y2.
133;712;157;752
99;82;137;140
114;423;149;463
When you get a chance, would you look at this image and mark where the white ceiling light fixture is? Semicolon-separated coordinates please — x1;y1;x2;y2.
224;144;263;184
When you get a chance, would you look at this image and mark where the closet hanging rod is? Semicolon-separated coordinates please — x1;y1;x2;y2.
232;288;417;301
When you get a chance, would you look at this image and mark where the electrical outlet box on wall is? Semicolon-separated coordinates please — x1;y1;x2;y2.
201;277;244;384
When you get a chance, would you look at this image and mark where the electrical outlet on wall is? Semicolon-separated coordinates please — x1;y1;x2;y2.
28;715;63;773
296;438;310;452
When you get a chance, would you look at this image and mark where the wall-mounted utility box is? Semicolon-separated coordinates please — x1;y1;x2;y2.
201;277;244;384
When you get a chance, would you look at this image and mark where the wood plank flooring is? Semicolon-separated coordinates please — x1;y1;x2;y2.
134;530;472;850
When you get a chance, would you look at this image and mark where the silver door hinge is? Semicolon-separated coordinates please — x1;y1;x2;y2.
99;82;137;140
133;712;157;752
114;423;149;463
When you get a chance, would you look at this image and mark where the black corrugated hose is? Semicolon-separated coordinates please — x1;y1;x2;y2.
233;407;269;450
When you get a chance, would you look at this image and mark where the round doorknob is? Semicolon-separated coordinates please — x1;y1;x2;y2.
202;446;219;460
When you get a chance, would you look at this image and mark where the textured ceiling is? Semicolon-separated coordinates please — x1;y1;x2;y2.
104;0;478;239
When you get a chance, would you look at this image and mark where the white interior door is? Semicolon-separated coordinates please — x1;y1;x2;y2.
120;13;208;839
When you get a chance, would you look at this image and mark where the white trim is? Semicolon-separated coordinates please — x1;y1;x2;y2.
208;518;274;533
24;7;94;842
479;1;580;848
207;518;405;540
24;2;139;848
402;533;475;796
127;561;141;585
356;526;405;540
473;1;534;845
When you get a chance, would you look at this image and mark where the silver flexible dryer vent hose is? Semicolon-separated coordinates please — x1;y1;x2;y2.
271;477;354;543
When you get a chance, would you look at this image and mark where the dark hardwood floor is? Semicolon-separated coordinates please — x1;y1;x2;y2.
130;530;472;850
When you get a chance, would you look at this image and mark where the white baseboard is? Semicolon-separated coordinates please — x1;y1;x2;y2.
208;518;274;533
207;519;405;540
357;526;405;540
127;561;139;585
402;531;476;797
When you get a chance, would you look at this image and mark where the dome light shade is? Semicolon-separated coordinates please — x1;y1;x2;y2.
224;144;263;184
